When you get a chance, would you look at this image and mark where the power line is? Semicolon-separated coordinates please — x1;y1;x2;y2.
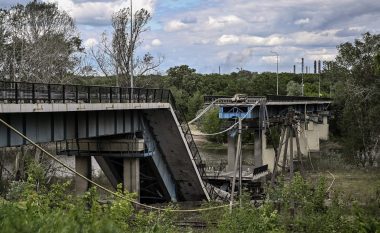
191;101;260;136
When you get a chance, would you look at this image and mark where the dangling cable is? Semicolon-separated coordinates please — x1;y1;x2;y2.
192;101;260;136
188;98;219;124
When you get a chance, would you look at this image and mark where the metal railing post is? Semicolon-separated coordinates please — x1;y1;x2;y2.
47;84;51;102
62;85;66;103
99;87;102;103
32;83;35;103
87;86;91;103
75;85;79;103
15;82;18;104
109;87;113;103
119;87;122;103
137;88;141;102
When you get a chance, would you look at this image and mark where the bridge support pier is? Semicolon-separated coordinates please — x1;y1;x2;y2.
123;158;140;197
318;116;329;140
75;156;92;194
254;130;263;168
227;133;236;172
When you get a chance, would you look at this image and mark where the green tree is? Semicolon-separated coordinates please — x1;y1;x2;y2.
327;32;380;166
286;80;302;96
201;108;225;143
0;1;82;83
167;65;196;90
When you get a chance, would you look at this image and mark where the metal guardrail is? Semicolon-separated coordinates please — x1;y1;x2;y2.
203;95;231;103
204;95;332;104
0;80;212;197
203;96;264;105
266;95;332;102
0;80;170;104
56;139;154;157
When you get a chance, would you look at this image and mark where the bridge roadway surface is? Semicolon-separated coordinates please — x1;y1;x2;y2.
0;81;331;202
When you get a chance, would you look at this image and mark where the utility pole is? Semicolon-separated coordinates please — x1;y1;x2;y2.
130;0;134;90
239;130;243;207
229;118;242;213
318;60;321;97
301;58;304;96
271;51;279;95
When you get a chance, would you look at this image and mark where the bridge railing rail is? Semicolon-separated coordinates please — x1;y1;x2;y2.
0;80;170;104
266;95;332;102
204;95;332;104
56;139;155;157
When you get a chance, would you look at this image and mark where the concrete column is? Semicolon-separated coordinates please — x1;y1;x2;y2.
305;121;320;152
323;115;328;125
319;116;329;140
227;133;236;171
75;156;92;194
123;158;140;196
298;123;308;155
254;130;263;168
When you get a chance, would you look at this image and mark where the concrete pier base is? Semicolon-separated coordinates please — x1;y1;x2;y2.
318;116;329;140
254;130;263;168
227;133;236;172
75;156;92;194
123;158;140;196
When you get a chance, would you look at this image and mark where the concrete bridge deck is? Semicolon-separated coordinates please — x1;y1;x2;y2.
0;80;210;202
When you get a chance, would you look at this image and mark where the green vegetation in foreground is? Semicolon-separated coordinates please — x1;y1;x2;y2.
0;160;379;233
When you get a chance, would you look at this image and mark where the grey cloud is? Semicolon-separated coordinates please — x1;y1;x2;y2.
335;27;366;37
147;0;380;72
222;48;255;70
181;16;197;24
75;17;111;26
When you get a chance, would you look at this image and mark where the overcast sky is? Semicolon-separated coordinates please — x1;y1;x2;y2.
2;0;380;74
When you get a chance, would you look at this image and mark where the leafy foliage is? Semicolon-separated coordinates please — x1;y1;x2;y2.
1;155;379;232
286;80;302;96
0;1;82;83
204;173;379;233
326;33;380;166
201;108;225;143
